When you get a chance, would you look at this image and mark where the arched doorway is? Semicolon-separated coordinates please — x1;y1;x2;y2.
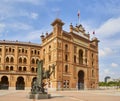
78;70;84;90
0;76;9;90
16;77;25;90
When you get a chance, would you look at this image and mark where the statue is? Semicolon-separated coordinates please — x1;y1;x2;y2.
29;60;55;99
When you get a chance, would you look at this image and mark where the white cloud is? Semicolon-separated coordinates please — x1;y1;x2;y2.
96;17;120;38
84;0;120;17
0;22;34;38
27;30;42;40
111;63;118;68
7;22;33;31
1;0;41;5
30;13;38;19
26;28;51;41
104;69;110;74
0;23;5;31
0;23;6;36
99;47;113;57
0;1;43;20
3;30;42;42
1;0;62;5
6;27;52;42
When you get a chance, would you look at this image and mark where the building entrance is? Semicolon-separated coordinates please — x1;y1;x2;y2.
0;76;9;90
16;77;25;90
78;70;84;90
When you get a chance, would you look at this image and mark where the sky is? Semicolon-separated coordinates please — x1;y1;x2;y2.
0;0;120;81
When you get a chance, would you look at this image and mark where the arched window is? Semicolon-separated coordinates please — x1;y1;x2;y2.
25;50;27;53
65;65;68;73
92;53;94;58
0;57;1;63
65;54;68;61
31;67;34;72
6;57;9;63
10;66;13;71
10;57;14;63
65;44;68;51
23;67;26;71
36;59;39;64
19;49;21;53
31;58;35;64
31;50;33;54
9;48;11;52
92;61;94;66
22;48;24;53
92;70;94;77
19;58;22;63
6;48;8;52
49;45;51;51
19;67;22;71
23;58;27;64
0;48;2;52
34;50;37;54
74;55;76;63
12;49;14;53
79;50;83;64
85;58;87;65
6;66;9;71
38;51;40;55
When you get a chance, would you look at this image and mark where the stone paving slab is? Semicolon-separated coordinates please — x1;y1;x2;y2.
0;90;120;101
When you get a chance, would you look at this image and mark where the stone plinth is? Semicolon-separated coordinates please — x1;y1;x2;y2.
28;93;51;99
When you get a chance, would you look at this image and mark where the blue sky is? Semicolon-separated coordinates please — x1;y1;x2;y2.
0;0;120;81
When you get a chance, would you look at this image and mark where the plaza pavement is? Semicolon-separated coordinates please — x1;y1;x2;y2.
0;89;120;101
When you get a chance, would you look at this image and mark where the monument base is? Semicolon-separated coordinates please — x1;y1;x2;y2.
28;93;51;99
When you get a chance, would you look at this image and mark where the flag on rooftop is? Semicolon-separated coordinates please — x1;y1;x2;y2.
77;10;80;18
93;31;95;35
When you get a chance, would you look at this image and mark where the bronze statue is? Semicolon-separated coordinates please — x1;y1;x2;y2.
31;60;55;94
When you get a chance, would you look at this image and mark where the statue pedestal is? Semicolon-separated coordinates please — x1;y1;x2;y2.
28;93;51;99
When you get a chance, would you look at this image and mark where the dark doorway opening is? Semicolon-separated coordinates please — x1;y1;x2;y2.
16;77;25;90
0;76;9;90
78;70;84;90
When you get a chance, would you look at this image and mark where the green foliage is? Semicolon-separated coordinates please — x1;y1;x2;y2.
99;81;120;87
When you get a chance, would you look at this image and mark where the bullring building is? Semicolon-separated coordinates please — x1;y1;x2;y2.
0;19;99;90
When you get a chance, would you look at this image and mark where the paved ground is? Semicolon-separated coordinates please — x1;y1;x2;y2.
0;89;120;101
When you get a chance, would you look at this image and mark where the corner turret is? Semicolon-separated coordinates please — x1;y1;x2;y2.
51;18;64;36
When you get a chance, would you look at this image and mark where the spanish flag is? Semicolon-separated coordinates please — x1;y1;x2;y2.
78;10;80;18
93;31;95;35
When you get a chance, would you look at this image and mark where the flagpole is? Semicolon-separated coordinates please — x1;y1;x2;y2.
78;16;80;25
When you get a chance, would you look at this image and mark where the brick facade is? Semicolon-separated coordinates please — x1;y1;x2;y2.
0;19;99;90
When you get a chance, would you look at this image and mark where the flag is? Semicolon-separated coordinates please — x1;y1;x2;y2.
77;10;80;18
93;31;95;35
77;10;80;25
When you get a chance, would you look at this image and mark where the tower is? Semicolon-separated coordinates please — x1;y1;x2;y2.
51;18;64;36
